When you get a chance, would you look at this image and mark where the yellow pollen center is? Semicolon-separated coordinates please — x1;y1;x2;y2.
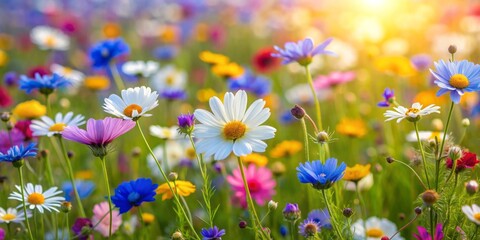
366;228;384;238
28;192;45;205
449;74;469;89
223;121;247;140
123;104;143;117
474;213;480;221
406;108;419;116
63;67;73;74
49;123;66;132
45;36;56;47
2;213;16;221
166;75;175;85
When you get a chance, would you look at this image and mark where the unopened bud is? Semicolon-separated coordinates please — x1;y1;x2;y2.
268;200;278;210
316;131;329;144
448;146;463;161
61;201;72;213
386;156;395;164
462;118;470;127
67;151;74;159
131;147;141;157
448;45;457;54
465;180;479;195
428;139;437;148
414;207;422;215
239;220;247;229
398;213;405;220
6;121;13;130
282;203;301;221
40;150;49;158
290;105;305;119
171;231;184;240
421;190;440;206
271;162;286;176
0;112;10;122
342;208;353;218
168;172;178;181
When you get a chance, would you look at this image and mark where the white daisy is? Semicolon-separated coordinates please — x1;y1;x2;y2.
122;60;159;78
384;102;440;123
150;125;179;140
193;90;276;160
147;141;192;176
150;64;186;91
344;173;374;191
30;26;70;51
103;86;159;120
0;207;31;224
405;131;447;142
351;217;404;240
462;204;480;225
30;112;85;137
51;64;85;88
9;183;65;213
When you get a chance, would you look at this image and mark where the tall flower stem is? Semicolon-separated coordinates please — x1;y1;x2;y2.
99;156;113;238
57;136;86;218
300;119;310;162
356;184;367;238
136;122;200;239
304;66;322;130
289;221;296;240
236;157;270;240
17;166;34;240
436;101;454;191
110;63;126;92
413;122;431;189
321;189;344;240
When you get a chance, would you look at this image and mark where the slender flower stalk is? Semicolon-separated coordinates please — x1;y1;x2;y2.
99;156;113;237
436;101;454;190
17;166;34;240
305;66;323;131
321;190;344;240
110;63;126;92
300;119;310;162
414;122;431;188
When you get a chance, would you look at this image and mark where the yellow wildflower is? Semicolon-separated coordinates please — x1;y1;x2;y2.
343;164;371;182
197;88;221;103
159;25;178;43
84;75;110;91
13;100;46;119
336;118;367;138
75;170;93;180
0;50;7;67
211;62;244;78
270;140;303;158
241;153;268;167
141;213;155;224
195;23;209;42
373;56;416;77
199;51;229;65
413;90;447;106
0;33;13;50
156;180;196;201
103;22;122;38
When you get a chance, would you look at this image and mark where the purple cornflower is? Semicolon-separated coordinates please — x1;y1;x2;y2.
298;218;321;238
62;117;136;157
283;203;301;221
19;73;70;95
410;54;432;71
177;113;195;135
378;88;395;107
272;38;335;66
228;70;271;97
4;71;18;87
160;89;187;101
414;223;443;240
200;226;226;240
308;209;331;229
71;218;93;240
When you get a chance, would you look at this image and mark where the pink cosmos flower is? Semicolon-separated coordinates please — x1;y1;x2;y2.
226;164;276;208
92;201;122;237
313;71;356;89
62;117;135;157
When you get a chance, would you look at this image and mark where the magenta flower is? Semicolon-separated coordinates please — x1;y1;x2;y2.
226;164;276;208
62;117;135;157
414;223;443;240
313;71;356;89
92;201;122;237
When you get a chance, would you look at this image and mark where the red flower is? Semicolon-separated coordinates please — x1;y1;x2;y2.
446;151;479;173
0;86;12;107
27;66;51;78
252;47;281;73
14;120;34;141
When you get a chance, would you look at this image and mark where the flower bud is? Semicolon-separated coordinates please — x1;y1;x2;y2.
414;207;422;215
67;151;74;159
177;114;195;135
171;231;184;240
448;146;462;161
448;45;457;54
239;220;247;229
421;190;440;206
462;118;470;127
61;201;72;213
282;203;301;221
428;139;437;148
0;112;10;122
465;180;479;195
168;172;178;181
40;149;49;158
271;162;286;176
316;131;329;144
290;105;305;119
343;208;353;218
131;147;141;157
386;156;395;164
268;200;278;210
5;121;13;130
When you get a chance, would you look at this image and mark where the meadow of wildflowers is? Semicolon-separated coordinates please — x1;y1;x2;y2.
1;0;480;239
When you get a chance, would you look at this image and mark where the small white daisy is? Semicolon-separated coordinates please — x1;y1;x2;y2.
351;217;404;240
462;204;480;225
122;60;159;78
0;207;31;224
103;86;159;120
150;64;186;91
405;131;447;142
51;64;85;88
384;102;440;123
149;125;179;140
30;26;70;51
344;173;374;192
193;90;276;160
30;112;85;137
147;141;193;176
9;183;65;213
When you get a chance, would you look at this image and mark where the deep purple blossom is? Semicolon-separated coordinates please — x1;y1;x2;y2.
378;88;395;107
200;226;226;240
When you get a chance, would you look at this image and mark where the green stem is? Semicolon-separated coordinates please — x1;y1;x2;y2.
436;101;454;191
136;121;200;239
356;184;367;238
289;221;296;240
471;226;479;240
300;119;310;162
43;153;54;186
58;136;86;218
321;190;344;240
18;166;34;240
45;94;51;117
65;213;70;238
110;63;126;91
33;210;38;239
99;156;113;238
237;157;270;239
414;122;431;189
304;66;322;130
390;158;428;190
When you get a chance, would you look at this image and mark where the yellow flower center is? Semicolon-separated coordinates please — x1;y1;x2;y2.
49;123;66;132
366;228;384;238
123;104;143;117
63;67;73;74
474;213;480;221
449;74;469;89
166;75;175;86
45;36;56;47
223;121;247;140
406;108;419;116
186;148;196;159
28;192;45;205
2;213;16;221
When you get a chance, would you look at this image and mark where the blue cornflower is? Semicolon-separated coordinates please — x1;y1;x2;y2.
228;70;271;97
298;218;321;238
89;38;130;69
160;89;187;101
62;180;95;201
308;209;331;229
280;225;288;237
200;226;226;240
297;158;346;190
430;60;480;103
0;142;37;164
377;88;395;107
111;178;158;214
153;45;178;61
272;37;335;66
19;73;70;95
